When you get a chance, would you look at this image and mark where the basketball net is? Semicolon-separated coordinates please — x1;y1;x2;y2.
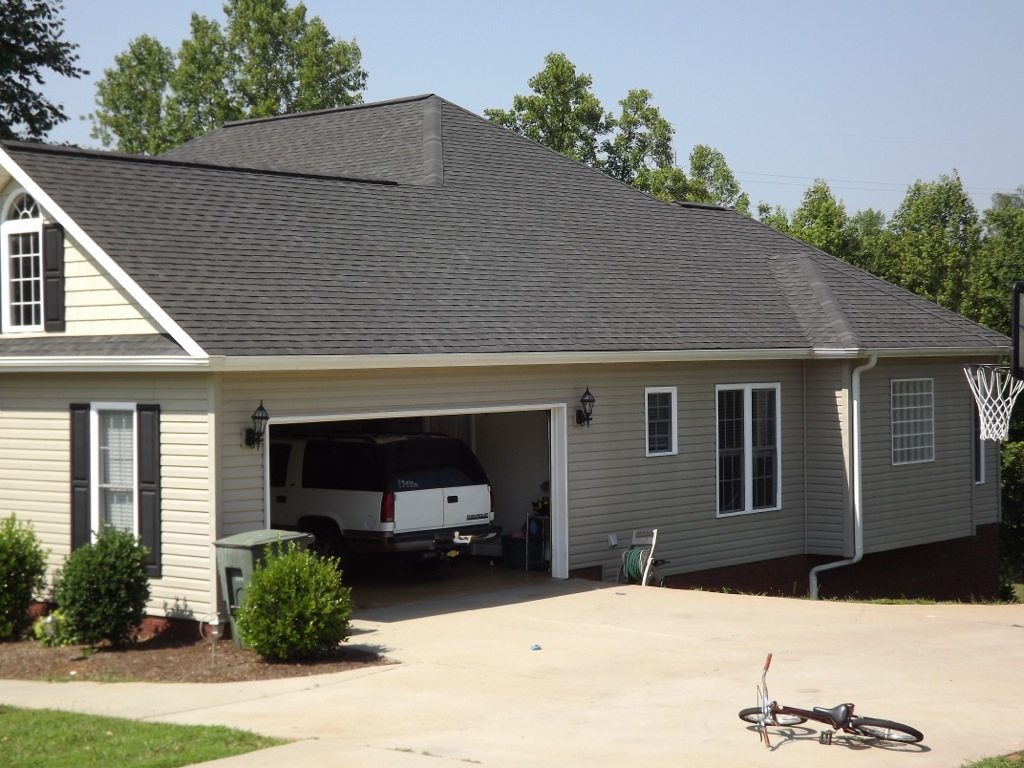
964;365;1024;442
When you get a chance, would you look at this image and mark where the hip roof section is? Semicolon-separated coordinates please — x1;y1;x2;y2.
2;95;1007;360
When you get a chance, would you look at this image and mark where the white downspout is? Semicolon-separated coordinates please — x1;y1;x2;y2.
809;354;878;599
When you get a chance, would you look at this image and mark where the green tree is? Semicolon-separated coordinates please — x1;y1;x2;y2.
91;0;366;154
847;208;891;273
964;187;1024;334
884;172;981;313
687;145;750;214
788;180;857;261
601;88;674;186
0;0;86;140
486;52;748;210
164;14;239;147
757;202;791;234
484;51;610;167
91;35;175;155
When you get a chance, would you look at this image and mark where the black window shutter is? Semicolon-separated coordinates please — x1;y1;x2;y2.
137;404;161;578
42;223;65;332
69;404;91;550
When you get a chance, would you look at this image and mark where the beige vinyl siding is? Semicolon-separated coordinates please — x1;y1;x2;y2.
0;373;215;616
63;240;161;335
220;360;810;580
804;361;850;556
858;359;994;551
0;233;161;339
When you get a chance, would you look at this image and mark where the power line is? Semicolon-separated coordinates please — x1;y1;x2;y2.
735;170;1010;197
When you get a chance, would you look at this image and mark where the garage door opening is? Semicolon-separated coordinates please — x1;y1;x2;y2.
261;404;568;602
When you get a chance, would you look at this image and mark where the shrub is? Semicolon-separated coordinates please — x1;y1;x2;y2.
1000;441;1024;584
235;542;352;661
32;609;76;647
54;528;150;647
0;515;48;640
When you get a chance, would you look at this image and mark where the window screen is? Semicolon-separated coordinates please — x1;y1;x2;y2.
98;409;134;531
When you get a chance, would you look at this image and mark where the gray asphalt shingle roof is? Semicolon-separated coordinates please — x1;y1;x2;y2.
2;94;1007;359
0;334;185;357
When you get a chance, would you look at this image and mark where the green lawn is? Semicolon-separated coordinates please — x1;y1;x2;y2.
963;756;1024;768
0;706;286;768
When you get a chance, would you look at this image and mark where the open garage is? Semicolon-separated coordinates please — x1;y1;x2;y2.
262;402;568;600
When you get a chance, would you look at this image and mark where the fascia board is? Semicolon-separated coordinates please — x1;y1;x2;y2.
209;348;818;372
0;147;207;359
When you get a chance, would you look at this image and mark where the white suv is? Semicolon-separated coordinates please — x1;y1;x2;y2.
270;434;498;561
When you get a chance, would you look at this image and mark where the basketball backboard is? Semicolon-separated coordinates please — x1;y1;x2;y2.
1013;281;1024;379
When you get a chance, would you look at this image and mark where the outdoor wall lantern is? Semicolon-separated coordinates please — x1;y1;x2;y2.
245;400;269;448
576;387;596;427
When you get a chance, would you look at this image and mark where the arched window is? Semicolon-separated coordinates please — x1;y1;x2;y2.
1;190;45;330
7;192;41;220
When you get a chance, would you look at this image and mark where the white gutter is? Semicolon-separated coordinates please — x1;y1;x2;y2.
0;356;210;372
809;353;878;599
203;345;1002;373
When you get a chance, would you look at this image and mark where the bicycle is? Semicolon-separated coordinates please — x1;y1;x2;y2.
738;653;924;748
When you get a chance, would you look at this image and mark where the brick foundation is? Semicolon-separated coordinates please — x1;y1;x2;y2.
662;523;1002;601
569;565;603;581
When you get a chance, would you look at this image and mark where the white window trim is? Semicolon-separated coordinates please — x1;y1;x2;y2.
0;188;45;333
89;402;139;539
890;378;935;466
715;382;782;517
645;386;678;457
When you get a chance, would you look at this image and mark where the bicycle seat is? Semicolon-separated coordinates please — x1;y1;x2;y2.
813;704;852;726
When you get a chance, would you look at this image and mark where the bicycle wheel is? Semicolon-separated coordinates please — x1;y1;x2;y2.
739;707;807;726
850;717;923;743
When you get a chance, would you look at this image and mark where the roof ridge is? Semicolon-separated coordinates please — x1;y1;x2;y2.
219;94;437;130
797;253;860;347
421;95;444;186
3;141;399;186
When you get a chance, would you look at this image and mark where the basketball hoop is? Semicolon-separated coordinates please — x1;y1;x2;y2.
964;364;1024;442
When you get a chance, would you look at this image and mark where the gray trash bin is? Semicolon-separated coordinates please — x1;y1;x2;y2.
214;529;314;648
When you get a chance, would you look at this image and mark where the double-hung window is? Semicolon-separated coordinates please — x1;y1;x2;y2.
716;383;781;515
92;404;137;535
645;387;677;456
0;189;64;333
70;403;162;577
1;192;44;330
891;378;934;465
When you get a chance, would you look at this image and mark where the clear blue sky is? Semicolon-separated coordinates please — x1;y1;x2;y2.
41;0;1024;217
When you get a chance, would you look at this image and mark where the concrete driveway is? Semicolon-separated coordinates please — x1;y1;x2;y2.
3;580;1022;767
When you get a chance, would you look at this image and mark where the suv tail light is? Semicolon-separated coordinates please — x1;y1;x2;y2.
489;486;495;515
380;492;395;524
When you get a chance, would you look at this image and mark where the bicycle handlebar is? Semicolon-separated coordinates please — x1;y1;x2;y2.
764;653;773;671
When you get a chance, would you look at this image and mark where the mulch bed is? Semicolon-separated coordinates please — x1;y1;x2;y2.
0;633;388;683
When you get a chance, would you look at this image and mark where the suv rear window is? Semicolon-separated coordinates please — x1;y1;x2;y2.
384;438;488;491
